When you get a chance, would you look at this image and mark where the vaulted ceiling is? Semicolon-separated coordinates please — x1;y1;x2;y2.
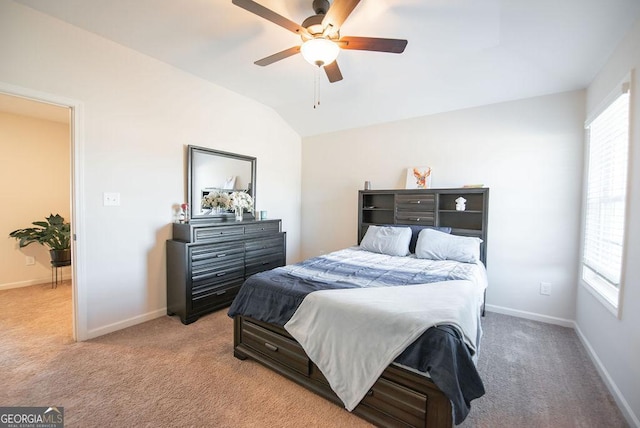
14;0;640;136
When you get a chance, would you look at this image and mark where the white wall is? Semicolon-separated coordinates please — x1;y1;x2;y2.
0;111;70;288
0;1;302;339
302;90;585;323
576;17;640;426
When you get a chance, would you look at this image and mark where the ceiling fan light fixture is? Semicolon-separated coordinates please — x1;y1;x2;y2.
300;38;339;67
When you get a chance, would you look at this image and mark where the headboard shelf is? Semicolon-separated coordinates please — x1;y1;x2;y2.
358;188;490;264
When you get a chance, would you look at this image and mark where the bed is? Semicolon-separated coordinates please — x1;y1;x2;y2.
228;192;489;428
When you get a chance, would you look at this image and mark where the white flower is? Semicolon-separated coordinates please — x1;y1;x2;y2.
230;191;253;211
201;191;231;209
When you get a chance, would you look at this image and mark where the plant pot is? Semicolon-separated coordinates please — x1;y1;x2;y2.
50;249;71;263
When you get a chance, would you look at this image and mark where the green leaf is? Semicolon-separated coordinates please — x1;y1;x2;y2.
8;213;71;251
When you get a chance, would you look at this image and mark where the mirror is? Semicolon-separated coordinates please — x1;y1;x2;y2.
188;145;256;221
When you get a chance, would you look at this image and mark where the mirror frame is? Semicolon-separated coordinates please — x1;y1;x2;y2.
187;145;256;222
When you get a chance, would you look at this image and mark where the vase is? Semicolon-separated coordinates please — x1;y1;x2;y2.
235;206;243;221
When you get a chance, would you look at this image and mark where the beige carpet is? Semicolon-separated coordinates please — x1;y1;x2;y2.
0;283;629;427
0;282;369;427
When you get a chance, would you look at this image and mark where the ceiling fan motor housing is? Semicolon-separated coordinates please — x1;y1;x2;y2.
312;0;330;15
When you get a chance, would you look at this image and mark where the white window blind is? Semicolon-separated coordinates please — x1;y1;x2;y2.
582;79;630;308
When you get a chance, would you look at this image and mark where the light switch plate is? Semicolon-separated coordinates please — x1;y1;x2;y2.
103;192;121;206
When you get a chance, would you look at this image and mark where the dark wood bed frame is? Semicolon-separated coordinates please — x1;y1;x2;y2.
232;188;489;427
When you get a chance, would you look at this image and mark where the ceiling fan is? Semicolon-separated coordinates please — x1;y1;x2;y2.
232;0;408;83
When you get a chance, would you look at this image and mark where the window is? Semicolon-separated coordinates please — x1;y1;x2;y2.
582;76;631;314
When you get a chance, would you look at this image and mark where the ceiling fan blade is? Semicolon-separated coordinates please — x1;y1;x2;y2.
322;0;361;32
324;61;343;83
232;0;308;36
254;46;301;66
339;36;408;54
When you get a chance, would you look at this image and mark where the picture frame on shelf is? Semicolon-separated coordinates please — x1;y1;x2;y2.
405;166;432;189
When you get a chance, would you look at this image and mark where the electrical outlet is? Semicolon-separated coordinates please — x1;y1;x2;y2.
103;192;121;206
540;282;552;296
25;256;35;266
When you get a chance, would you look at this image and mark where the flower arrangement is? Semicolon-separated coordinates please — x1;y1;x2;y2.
201;191;231;211
230;191;253;212
201;190;253;217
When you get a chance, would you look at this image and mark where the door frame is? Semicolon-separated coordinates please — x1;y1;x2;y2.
0;81;87;341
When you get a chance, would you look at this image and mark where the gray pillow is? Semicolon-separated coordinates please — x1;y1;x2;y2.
383;225;452;253
360;225;412;257
415;228;482;263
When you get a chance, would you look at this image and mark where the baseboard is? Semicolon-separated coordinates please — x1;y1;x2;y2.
85;308;167;340
0;278;52;291
574;325;640;428
484;304;575;328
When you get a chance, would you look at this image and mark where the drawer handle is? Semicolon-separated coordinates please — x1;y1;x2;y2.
366;389;374;397
217;253;227;258
264;342;278;352
261;261;270;265
215;290;227;296
216;272;227;277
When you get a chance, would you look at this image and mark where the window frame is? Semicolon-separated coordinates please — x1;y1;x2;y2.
580;72;633;318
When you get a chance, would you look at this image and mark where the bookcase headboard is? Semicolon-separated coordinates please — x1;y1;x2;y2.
358;188;489;265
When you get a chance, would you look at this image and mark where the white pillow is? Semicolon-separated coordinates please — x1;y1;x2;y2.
360;226;411;257
415;228;482;263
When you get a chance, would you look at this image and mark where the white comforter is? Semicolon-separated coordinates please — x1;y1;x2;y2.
284;279;484;412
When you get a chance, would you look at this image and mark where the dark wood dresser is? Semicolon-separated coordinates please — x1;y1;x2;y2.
166;219;286;324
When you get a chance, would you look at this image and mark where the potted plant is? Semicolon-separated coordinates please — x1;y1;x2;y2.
8;214;71;263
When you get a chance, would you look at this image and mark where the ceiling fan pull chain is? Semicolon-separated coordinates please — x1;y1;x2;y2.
313;65;321;109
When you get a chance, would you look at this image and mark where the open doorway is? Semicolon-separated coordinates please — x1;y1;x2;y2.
0;91;75;342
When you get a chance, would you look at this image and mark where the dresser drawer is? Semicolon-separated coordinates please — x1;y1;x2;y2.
191;242;244;264
395;194;436;208
192;261;244;286
245;255;285;276
244;221;281;236
394;213;436;225
193;225;244;242
245;234;285;258
309;350;428;427
360;376;428;428
191;279;243;312
241;320;310;375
